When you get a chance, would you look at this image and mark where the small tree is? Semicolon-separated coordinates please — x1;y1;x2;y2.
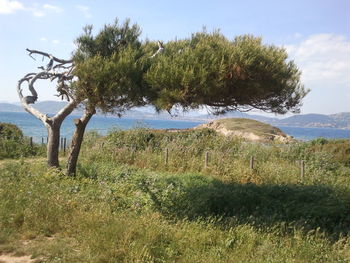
17;19;307;175
17;49;77;167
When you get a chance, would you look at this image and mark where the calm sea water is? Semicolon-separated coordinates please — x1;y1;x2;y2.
1;111;350;142
0;112;203;142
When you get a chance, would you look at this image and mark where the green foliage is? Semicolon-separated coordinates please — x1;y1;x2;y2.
72;19;148;114
307;139;350;167
145;31;308;114
0;122;23;140
0;123;44;159
73;19;307;116
74;18;142;60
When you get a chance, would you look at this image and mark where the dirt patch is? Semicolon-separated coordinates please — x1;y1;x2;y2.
0;254;34;263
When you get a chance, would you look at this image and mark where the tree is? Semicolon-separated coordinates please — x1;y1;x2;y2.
17;19;307;175
17;49;77;167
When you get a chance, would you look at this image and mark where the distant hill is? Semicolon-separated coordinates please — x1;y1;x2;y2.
1;101;350;129
276;114;336;128
215;112;350;129
0;103;24;112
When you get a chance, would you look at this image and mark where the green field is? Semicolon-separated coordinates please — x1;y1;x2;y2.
1;128;350;262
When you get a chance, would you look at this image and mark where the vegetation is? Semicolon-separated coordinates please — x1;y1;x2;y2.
207;118;284;134
1;129;350;262
197;118;290;142
0;123;43;159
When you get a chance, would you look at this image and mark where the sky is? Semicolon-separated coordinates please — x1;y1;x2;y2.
0;0;349;116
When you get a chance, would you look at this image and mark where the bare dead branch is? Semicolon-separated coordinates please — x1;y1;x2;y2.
26;48;73;64
150;41;164;58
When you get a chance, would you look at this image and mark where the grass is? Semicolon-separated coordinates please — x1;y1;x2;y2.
1;128;350;262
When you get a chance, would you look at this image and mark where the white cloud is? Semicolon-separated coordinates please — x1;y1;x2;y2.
283;34;350;114
285;34;350;86
76;5;91;18
52;39;60;44
31;8;45;17
0;0;24;14
29;3;63;17
43;4;62;13
40;37;47;41
0;1;63;17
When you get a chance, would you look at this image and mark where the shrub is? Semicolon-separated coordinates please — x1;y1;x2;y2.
0;122;23;140
0;123;43;159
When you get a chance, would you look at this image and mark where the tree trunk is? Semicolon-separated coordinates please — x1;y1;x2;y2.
47;123;61;167
66;108;95;176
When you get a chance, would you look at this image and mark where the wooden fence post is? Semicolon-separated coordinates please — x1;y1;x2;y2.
300;160;305;180
250;156;255;170
205;151;209;169
41;137;44;146
29;137;33;148
63;138;67;155
165;148;169;165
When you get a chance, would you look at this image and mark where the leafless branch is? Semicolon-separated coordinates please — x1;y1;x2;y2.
17;49;78;126
150;41;164;58
26;48;73;64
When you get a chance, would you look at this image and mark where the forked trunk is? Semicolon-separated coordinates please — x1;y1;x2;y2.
17;48;77;169
66;108;95;176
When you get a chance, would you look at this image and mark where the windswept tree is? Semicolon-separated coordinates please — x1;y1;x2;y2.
17;19;307;175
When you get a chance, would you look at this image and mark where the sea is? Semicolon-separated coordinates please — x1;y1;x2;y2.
1;111;350;142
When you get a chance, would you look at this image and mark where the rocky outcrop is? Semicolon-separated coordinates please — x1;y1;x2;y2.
195;118;294;143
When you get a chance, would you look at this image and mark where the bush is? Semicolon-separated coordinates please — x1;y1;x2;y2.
0;123;43;159
0;123;23;140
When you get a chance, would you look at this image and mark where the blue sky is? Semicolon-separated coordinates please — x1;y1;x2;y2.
0;0;349;116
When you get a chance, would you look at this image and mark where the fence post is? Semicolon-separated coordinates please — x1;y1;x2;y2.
165;148;169;165
63;138;67;155
41;137;44;146
250;156;255;170
204;151;209;169
300;160;305;180
61;137;64;151
30;137;33;148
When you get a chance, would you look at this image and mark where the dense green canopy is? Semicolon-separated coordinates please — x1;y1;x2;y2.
146;31;307;114
72;19;148;115
72;19;307;116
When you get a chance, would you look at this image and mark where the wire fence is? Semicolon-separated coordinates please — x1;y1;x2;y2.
28;136;68;155
27;137;308;180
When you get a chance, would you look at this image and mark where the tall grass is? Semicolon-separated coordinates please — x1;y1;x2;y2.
82;128;350;185
1;128;350;262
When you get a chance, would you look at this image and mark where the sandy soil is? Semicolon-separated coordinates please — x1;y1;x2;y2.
0;254;34;263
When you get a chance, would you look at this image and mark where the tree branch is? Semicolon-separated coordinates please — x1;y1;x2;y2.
18;49;78;127
17;77;51;126
26;48;73;64
54;100;80;122
150;41;164;58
